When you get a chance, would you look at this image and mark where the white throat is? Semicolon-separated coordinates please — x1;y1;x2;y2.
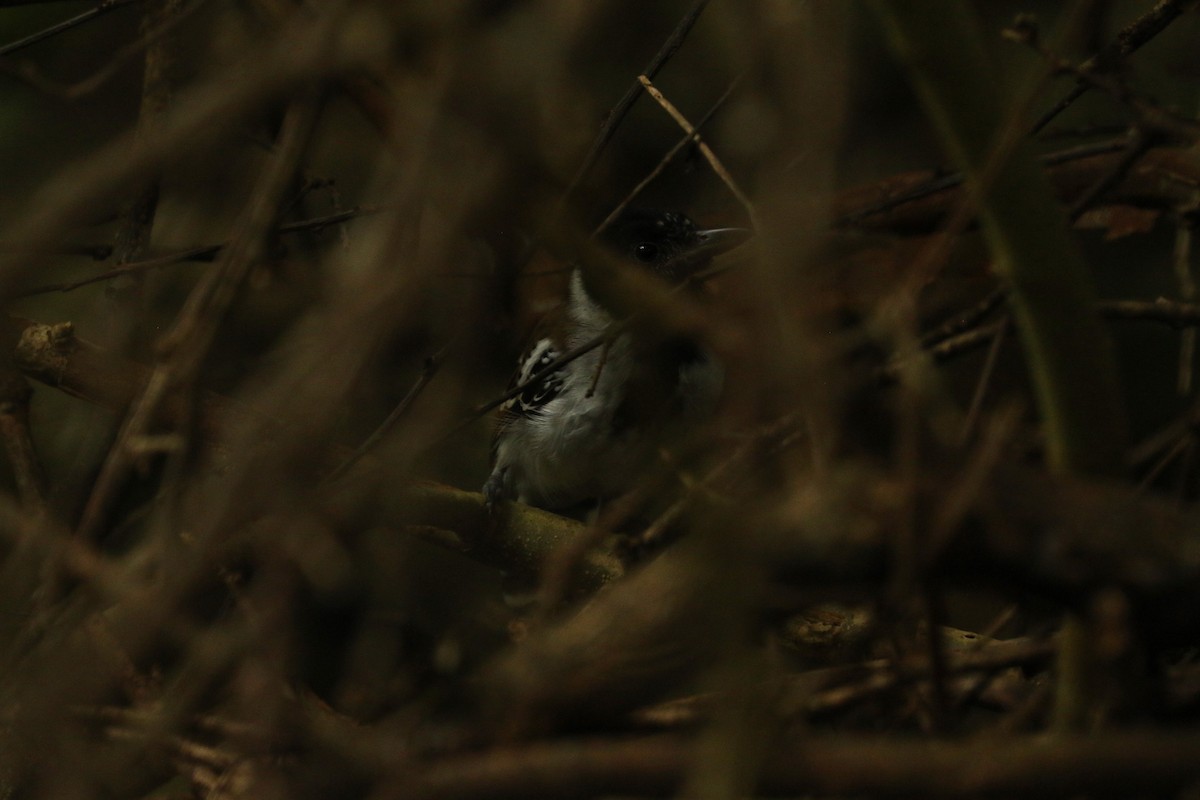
567;269;614;344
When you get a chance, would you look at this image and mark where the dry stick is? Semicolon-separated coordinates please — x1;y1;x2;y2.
1174;435;1197;502
639;633;1055;727
16;206;383;297
959;316;1010;444
894;302;1200;479
325;344;451;483
0;0;206;100
1174;98;1200;395
583;337;611;399
105;0;180;345
75;99;320;541
947;606;1024;714
0;0;143;58
922;596;950;727
399;730;1200;800
884;320;1006;382
1099;297;1200;326
595;74;744;237
1066;129;1157;224
73;704;274;756
0;242;113;259
890;298;1200;382
873;629;1041;726
919;287;1008;348
1011;21;1200;144
0;370;46;512
1129;391;1200;470
1175;201;1199;393
1138;431;1192;491
0;8;368;304
835;139;1130;229
558;0;711;210
1029;0;1194;135
637;75;758;226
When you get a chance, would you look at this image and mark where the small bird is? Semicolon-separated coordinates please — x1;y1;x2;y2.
484;208;749;511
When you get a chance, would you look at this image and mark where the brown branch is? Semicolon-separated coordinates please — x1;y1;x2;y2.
0;0;143;58
1029;0;1196;135
326;344;450;483
834;144;1200;235
919;287;1008;348
0;6;377;304
638;75;757;225
397;731;1200;799
76;98;321;541
905;297;1200;381
1099;297;1200;326
1066;128;1158;223
0;368;46;512
595;73;743;236
461;457;1200;733
0;0;204;100
1009;20;1200;144
15;205;384;298
559;0;711;209
345;480;614;590
636;632;1056;728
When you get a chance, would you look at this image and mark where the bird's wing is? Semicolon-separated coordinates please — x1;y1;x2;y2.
490;336;566;455
510;337;566;415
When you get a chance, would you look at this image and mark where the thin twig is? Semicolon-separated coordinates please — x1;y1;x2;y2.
0;370;46;512
75;98;321;541
584;338;612;399
0;0;206;99
325;344;451;483
399;729;1200;800
881;321;1008;383
835;139;1130;229
0;0;143;58
1067;128;1157;223
638;75;758;226
919;287;1008;348
1173;106;1200;393
595;73;744;236
890;297;1200;383
1099;297;1200;326
1029;0;1194;135
558;0;711;210
959;315;1009;444
0;7;368;303
1010;21;1200;143
15;206;382;297
103;0;182;347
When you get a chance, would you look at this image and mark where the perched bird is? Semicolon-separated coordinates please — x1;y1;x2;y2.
484;208;749;511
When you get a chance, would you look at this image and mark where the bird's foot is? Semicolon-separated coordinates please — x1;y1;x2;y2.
482;467;510;513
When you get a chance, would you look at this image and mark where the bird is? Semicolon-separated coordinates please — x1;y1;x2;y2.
483;208;750;512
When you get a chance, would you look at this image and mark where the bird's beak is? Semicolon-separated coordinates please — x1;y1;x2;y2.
674;227;752;272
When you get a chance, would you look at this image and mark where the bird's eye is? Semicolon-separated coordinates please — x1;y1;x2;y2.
634;242;659;262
